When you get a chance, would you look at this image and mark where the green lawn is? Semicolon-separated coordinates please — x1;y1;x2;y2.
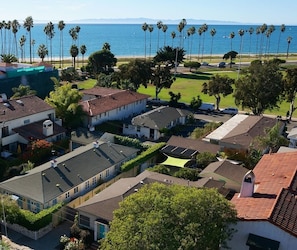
78;69;295;118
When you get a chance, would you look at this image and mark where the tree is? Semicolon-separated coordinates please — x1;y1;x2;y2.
11;84;36;99
80;44;87;66
256;122;289;153
45;83;85;128
1;53;17;63
259;23;268;59
209;28;216;60
101;183;237;250
196;151;218;169
173;168;200;181
23;16;34;63
171;31;176;47
19;35;26;62
118;59;151;90
283;67;297;120
162;24;168;46
156;20;163;50
153;46;185;68
148;25;154;58
151;64;175;100
277;24;285;56
69;27;78;44
286;36;292;58
223;50;238;67
202;74;234;110
168;91;181;107
148;164;170;175
183;61;201;72
229;31;235;51
142;22;148;59
87;49;117;76
11;19;20;58
44;21;55;63
37;44;48;62
70;44;79;68
190;95;202;111
234;60;284;115
102;42;111;51
238;29;245;69
58;20;66;68
248;27;254;56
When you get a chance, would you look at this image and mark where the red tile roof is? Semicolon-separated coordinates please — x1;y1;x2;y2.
231;152;297;235
80;88;150;116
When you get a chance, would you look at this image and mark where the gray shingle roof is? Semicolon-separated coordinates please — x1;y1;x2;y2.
0;141;139;204
132;106;192;129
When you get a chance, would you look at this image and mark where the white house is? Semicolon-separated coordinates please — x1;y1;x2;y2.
227;151;297;250
123;106;192;140
80;87;150;129
0;94;65;156
0;140;139;213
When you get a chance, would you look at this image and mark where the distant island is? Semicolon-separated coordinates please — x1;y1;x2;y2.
34;18;249;25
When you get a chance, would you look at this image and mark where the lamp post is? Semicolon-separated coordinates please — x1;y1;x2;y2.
1;197;7;237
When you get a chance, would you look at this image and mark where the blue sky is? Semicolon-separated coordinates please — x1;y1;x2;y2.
2;0;297;25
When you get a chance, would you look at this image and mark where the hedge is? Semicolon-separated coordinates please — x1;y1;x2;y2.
120;142;166;172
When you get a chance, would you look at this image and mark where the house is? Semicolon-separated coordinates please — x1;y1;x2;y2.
161;135;220;159
199;160;249;192
80;87;150;129
205;114;280;150
123;106;192;141
227;151;297;249
0;140;139;213
0;95;65;156
75;170;229;241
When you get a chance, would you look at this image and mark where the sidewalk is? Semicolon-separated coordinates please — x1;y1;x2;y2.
4;221;72;250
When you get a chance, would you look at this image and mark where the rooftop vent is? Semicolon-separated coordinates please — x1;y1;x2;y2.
51;159;57;168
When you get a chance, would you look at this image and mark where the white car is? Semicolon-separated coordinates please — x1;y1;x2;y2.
220;107;238;115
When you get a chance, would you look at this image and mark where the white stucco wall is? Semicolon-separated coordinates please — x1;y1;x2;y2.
225;221;297;250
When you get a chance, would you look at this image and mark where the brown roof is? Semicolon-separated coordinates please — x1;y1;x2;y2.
80;88;150;116
13;120;66;141
81;87;125;97
231;151;297;236
221;116;279;148
0;95;54;123
167;135;220;154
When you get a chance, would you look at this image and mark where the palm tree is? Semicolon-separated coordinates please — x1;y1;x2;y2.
201;23;208;60
70;44;79;68
286;36;292;58
102;42;111;50
19;35;26;62
197;27;203;61
162;24;168;46
238;29;245;76
141;22;148;59
11;19;20;58
229;31;235;51
188;26;196;61
37;44;48;62
265;25;275;58
259;23;267;59
148;25;154;59
69;27;78;44
0;21;4;54
156;20;163;51
277;24;285;56
255;26;261;57
75;26;81;66
177;19;187;48
31;39;35;62
58;20;66;68
80;44;87;66
6;21;11;54
171;31;176;47
44;22;55;63
248;27;254;56
209;28;216;61
23;16;34;63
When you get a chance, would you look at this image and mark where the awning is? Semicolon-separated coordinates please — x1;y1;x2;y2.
246;233;280;250
161;155;190;168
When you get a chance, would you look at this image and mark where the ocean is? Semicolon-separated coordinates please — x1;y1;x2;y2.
6;23;297;61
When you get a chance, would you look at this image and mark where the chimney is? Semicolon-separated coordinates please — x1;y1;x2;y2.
43;120;53;136
239;170;255;197
51;159;57;168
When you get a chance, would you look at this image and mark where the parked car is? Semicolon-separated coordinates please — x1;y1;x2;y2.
198;103;215;112
220;107;238;115
201;62;209;66
218;62;226;68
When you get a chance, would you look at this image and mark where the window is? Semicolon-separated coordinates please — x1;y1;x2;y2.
92;177;97;186
74;187;79;194
106;169;110;178
137;126;141;132
79;214;90;228
2;126;9;137
85;181;90;190
65;192;70;199
24;119;30;124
